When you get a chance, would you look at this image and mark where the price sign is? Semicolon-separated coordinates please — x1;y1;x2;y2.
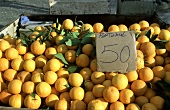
96;31;136;73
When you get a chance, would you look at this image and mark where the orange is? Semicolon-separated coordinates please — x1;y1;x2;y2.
23;59;36;72
125;70;138;82
36;82;51;98
91;71;105;84
69;86;84;100
30;40;46;55
0;39;10;52
24;93;41;109
45;94;59;108
103;86;119;103
50;31;58;42
17;71;31;82
137;35;149;44
55;35;64;45
0;50;2;58
67;45;79;50
164;64;170;72
62;19;74;30
5;47;19;60
108;25;119;32
0;58;9;71
83;91;96;104
138;67;154;82
84;81;94;92
76;54;90;67
31;72;44;84
46;58;61;72
119;89;135;104
8;79;22;94
51;22;61;30
155;55;164;66
92;84;105;98
90;59;97;72
152;66;166;79
59;92;71;103
64;50;76;63
152;77;161;89
87;99;105;110
150;23;160;27
3;69;17;81
70;100;86;110
80;67;92;81
93;23;104;33
68;73;83;87
0;89;12;104
23;52;35;60
136;41;140;50
139;20;149;30
57;44;68;54
135;96;149;107
71;25;81;32
112;74;128;90
57;68;69;79
153;26;161;35
165;41;170;51
140;42;156;57
55;78;69;92
110;101;125;110
54;99;70;110
0;72;4;82
164;57;170;64
144;88;156;99
22;81;35;94
51;85;60;96
16;43;28;55
102;80;112;87
105;72;118;80
137;50;144;59
164;71;170;82
34;25;44;32
82;23;93;32
131;80;148;96
0;82;7;92
142;103;158;110
9;94;24;108
82;44;93;56
136;57;144;70
35;55;48;68
150;96;165;110
45;47;57;59
126;103;140;110
145;26;154;35
159;29;170;40
118;24;128;31
44;71;58;85
3;35;16;45
129;23;141;32
11;58;24;71
29;31;39;39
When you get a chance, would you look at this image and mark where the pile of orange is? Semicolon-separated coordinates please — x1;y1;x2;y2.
0;18;170;110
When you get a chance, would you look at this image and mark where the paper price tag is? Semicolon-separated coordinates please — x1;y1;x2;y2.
96;31;136;73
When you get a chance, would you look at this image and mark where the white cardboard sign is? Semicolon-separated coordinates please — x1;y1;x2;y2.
96;31;136;73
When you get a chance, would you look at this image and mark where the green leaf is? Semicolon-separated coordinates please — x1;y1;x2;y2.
30;92;36;99
59;36;70;44
150;34;158;42
21;39;28;47
145;29;151;39
81;29;95;38
135;33;140;39
28;28;34;32
67;66;78;73
76;44;82;56
154;80;170;92
60;29;65;35
35;31;44;40
53;53;69;65
71;32;78;38
153;40;168;49
65;39;72;46
81;37;92;44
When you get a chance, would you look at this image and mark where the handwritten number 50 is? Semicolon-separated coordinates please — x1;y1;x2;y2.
100;44;130;63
